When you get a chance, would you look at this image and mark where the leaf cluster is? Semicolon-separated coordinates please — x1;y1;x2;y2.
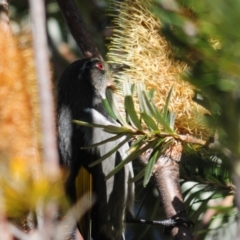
74;82;180;187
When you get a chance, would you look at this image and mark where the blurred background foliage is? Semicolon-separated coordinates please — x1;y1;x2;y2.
2;0;240;239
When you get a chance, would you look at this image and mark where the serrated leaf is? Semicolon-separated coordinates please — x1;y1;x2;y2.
89;135;132;167
102;98;117;120
124;96;142;130
140;112;159;131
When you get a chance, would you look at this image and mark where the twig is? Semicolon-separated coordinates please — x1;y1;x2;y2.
28;0;59;177
0;215;13;240
56;0;102;59
54;194;96;240
178;134;206;146
9;224;29;240
0;0;10;27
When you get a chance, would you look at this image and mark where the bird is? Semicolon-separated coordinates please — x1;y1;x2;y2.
57;57;134;240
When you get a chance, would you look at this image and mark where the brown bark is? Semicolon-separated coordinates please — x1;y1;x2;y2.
152;141;193;240
56;0;102;59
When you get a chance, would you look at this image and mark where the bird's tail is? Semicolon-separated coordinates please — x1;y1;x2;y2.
75;167;93;240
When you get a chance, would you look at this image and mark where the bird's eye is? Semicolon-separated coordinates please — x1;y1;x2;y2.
96;62;104;71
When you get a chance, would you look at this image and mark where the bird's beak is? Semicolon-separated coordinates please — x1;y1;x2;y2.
109;63;130;73
107;78;117;92
107;63;129;92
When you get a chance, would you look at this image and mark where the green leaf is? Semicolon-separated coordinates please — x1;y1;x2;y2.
106;89;128;126
128;168;145;183
130;135;146;147
142;91;160;120
73;120;107;129
137;83;151;116
131;83;135;95
143;149;160;187
81;133;126;149
140;112;159;131
148;89;155;100
142;137;168;187
89;135;132;167
163;86;173;121
103;125;134;134
143;92;174;133
124;95;142;130
105;139;159;180
73;120;134;134
102;98;117;120
143;98;174;133
137;83;176;133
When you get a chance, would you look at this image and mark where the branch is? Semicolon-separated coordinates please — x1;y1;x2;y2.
138;141;193;239
28;0;59;177
153;142;193;240
56;0;102;59
178;134;206;146
0;214;13;240
0;0;10;28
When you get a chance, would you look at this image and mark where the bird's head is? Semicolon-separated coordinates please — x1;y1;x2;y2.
86;58;110;99
58;58;114;110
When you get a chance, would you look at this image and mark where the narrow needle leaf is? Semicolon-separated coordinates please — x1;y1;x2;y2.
106;89;128;126
102;98;117;120
143;149;160;187
105;139;159;180
163;87;173;121
125;96;142;130
81;134;126;149
140;112;159;131
89;135;132;167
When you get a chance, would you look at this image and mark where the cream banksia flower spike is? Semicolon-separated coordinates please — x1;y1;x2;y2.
107;0;211;141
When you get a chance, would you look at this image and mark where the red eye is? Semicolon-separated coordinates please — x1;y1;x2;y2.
96;62;104;71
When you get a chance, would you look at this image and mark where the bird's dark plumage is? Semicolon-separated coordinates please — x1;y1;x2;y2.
57;58;134;240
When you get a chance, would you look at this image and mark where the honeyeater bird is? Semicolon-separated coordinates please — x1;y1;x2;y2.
57;58;134;240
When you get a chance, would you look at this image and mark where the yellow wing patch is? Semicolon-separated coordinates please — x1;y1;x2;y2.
75;167;93;240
